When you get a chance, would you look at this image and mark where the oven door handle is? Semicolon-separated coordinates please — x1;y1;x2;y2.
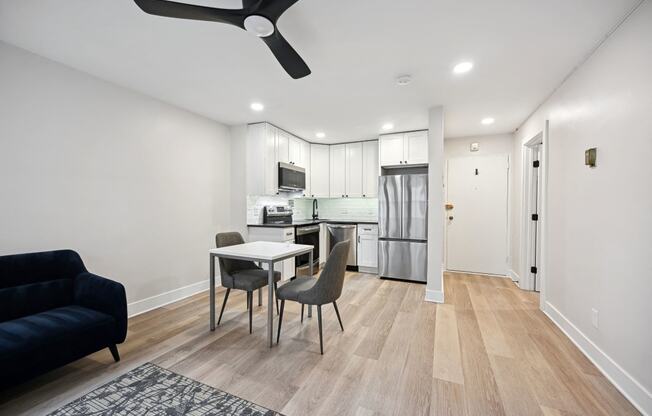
296;225;320;235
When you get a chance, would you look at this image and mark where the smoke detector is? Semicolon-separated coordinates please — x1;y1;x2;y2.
396;75;412;86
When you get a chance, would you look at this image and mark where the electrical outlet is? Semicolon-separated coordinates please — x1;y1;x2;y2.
591;308;599;328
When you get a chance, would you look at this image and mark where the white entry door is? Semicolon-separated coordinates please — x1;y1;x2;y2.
446;155;509;275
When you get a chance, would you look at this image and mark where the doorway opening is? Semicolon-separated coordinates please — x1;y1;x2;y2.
519;121;548;299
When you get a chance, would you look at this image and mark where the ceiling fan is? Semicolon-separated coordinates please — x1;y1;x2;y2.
133;0;311;79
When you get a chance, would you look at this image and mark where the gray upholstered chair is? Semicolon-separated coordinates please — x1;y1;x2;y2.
215;232;281;334
276;240;350;354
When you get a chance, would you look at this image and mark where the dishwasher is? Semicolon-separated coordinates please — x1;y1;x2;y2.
326;223;357;267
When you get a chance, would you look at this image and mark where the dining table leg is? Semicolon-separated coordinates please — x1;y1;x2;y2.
267;260;274;348
210;254;215;331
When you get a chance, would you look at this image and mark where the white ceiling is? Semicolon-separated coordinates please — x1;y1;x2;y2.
0;0;638;142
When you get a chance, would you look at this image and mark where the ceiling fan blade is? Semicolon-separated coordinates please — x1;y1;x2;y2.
134;0;244;27
261;29;311;79
256;0;301;21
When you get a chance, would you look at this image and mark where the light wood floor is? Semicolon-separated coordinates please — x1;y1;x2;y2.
0;272;640;416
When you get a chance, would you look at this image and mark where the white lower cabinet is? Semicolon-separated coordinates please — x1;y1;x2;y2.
357;224;378;273
247;226;295;281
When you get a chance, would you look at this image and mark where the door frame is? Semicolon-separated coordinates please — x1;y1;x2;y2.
519;121;549;308
444;154;511;276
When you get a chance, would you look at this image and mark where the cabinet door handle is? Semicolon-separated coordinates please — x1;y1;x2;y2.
357;235;361;243
399;161;403;164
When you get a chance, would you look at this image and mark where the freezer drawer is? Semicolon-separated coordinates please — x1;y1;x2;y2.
378;240;427;282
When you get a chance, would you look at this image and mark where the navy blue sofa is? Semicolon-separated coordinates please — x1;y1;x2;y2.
0;250;127;390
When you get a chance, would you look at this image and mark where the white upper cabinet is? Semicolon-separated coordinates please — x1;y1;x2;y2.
310;144;329;198
288;135;303;166
404;131;429;164
276;130;290;164
345;142;363;197
246;123;280;196
379;134;405;166
329;144;347;197
362;140;379;197
301;140;311;196
379;130;429;167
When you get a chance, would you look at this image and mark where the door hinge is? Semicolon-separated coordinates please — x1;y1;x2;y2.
533;160;540;168
531;266;538;274
531;213;539;221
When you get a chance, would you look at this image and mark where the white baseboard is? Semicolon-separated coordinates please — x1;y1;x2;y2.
128;280;214;317
508;269;520;282
425;289;444;303
543;302;651;416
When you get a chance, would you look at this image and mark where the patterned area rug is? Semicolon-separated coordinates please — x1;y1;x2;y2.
48;362;283;416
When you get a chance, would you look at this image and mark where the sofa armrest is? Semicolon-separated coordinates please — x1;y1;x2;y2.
74;272;127;344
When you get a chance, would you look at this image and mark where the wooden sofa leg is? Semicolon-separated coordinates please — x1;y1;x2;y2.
109;344;120;362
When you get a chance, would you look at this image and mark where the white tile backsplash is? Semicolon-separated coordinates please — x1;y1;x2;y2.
246;194;296;224
247;195;378;224
293;197;378;221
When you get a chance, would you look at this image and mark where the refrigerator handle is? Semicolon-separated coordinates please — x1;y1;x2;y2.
400;175;405;239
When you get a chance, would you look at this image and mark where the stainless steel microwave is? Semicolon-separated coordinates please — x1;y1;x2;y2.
278;162;306;191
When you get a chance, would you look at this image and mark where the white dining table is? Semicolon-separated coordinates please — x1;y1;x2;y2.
209;241;314;347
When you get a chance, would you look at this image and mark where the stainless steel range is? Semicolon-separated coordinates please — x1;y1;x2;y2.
262;205;320;276
295;224;320;276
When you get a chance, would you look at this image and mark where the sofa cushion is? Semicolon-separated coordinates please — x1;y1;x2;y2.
0;249;86;289
0;305;116;363
0;279;73;322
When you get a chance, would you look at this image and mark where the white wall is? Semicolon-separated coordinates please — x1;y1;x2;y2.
229;124;248;238
426;106;445;302
444;133;514;159
512;2;652;413
0;42;234;315
444;133;516;277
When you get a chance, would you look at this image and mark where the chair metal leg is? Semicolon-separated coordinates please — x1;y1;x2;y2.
274;282;279;315
277;300;285;344
300;304;304;323
248;291;253;334
333;301;344;331
108;344;120;362
217;288;231;325
317;305;323;355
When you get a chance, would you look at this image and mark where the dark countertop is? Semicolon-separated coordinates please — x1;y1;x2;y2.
247;219;378;228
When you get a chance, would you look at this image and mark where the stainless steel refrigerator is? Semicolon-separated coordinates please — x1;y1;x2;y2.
378;174;428;282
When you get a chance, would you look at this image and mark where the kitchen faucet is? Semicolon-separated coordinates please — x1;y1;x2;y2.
312;198;319;220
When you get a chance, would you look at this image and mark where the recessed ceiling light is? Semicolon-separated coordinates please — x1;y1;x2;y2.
382;123;394;131
316;132;326;139
396;75;412;86
250;102;264;111
481;117;495;125
453;61;473;74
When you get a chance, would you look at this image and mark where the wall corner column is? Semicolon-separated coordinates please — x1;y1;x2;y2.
426;106;445;303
